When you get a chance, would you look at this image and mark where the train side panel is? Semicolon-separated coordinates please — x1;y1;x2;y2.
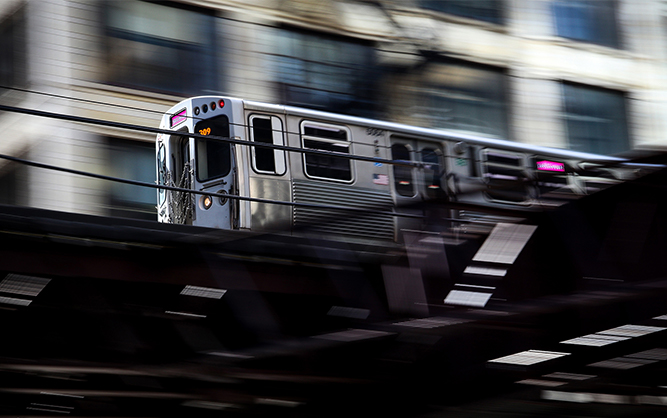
243;105;293;232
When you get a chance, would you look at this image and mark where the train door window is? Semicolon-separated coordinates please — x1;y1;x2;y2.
181;138;189;176
169;128;190;188
249;115;286;175
194;115;231;182
421;147;444;198
157;143;166;206
392;144;415;197
301;122;352;182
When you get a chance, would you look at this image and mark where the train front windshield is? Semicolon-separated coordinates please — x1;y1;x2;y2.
194;115;231;181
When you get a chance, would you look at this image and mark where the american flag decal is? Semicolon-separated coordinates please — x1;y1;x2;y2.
373;174;389;185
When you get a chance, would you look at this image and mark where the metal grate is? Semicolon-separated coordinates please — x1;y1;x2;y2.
293;179;395;240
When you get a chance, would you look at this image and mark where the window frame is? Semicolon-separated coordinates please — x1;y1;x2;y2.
391;143;416;198
420;0;504;25
157;143;166;206
414;59;510;139
194;115;232;183
560;82;631;155
552;0;621;49
249;114;287;176
300;120;354;183
101;0;218;96
390;139;447;199
0;4;27;91
270;28;378;118
420;146;445;199
107;137;158;220
479;148;531;204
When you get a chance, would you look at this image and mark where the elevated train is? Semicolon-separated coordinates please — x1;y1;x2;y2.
156;96;647;242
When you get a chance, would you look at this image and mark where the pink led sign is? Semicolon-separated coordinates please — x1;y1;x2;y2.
536;160;565;172
170;108;187;128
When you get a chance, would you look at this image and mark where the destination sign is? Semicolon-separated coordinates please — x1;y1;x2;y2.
536;160;565;172
170;108;187;128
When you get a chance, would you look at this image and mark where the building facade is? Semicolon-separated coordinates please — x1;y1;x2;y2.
0;0;665;218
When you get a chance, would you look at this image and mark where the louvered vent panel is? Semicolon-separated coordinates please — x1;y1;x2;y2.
293;180;395;240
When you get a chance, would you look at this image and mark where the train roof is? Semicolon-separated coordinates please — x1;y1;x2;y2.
239;97;627;164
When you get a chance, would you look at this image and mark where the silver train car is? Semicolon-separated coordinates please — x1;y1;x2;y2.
156;96;644;242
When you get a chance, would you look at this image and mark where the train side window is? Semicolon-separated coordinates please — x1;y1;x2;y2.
392;144;415;197
250;115;286;175
301;122;352;182
480;149;529;203
421;147;443;198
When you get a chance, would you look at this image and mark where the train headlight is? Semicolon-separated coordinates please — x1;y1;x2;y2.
202;195;213;210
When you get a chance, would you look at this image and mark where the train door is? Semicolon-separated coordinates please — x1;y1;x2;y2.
156;128;194;225
391;137;446;234
390;137;445;205
191;115;236;229
246;113;290;231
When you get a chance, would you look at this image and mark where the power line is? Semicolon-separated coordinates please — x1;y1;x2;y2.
0;91;429;218
1;98;658;225
0;102;423;168
0;85;392;150
1;85;637;167
0;85;168;117
0;145;422;220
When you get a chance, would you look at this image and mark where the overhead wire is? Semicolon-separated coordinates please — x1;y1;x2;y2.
1;90;651;224
0;101;425;219
0;84;421;156
0;85;392;150
2;85;638;168
0;101;422;168
0;151;422;218
0;85;169;116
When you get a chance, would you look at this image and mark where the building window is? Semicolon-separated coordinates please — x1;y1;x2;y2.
562;83;630;155
414;61;510;139
0;163;25;206
420;0;504;25
552;0;620;48
103;1;217;95
0;5;26;91
107;138;156;220
270;29;377;118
